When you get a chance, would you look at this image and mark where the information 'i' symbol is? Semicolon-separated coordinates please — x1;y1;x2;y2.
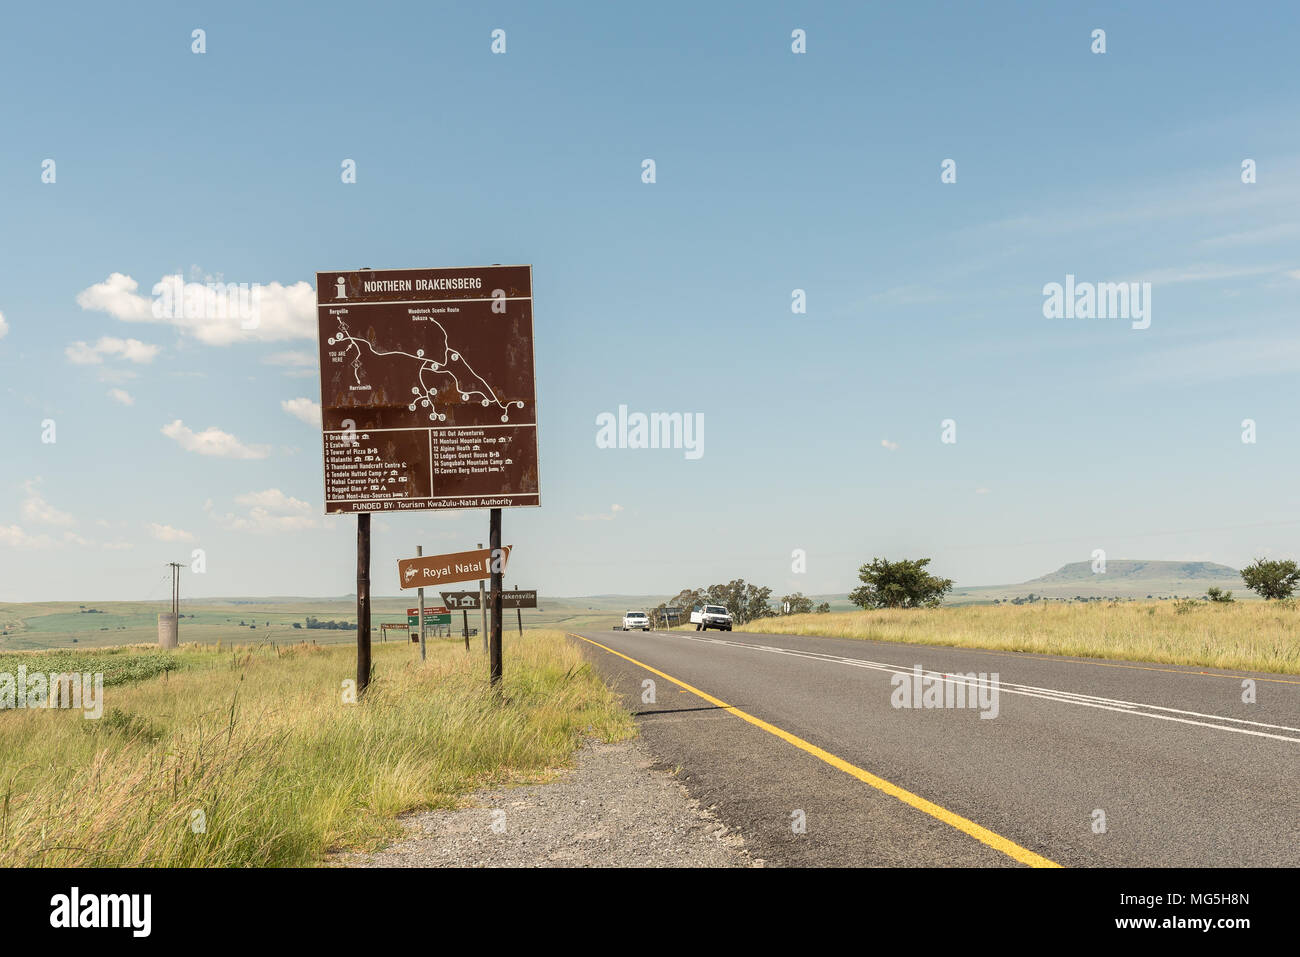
335;277;347;299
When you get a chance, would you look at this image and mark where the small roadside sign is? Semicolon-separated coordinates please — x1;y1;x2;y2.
441;590;536;609
407;606;451;627
440;591;481;610
398;545;511;590
498;590;538;609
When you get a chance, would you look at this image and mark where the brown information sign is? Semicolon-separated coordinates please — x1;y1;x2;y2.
439;591;482;610
441;589;537;609
398;545;511;590
316;265;539;513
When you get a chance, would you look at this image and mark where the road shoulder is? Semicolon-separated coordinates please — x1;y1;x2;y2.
343;737;762;868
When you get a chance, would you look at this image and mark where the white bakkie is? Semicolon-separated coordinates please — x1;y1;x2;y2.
622;611;650;631
690;604;733;632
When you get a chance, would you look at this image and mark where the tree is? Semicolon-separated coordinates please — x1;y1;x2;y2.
1205;586;1234;603
848;557;953;609
1240;559;1300;600
780;592;814;615
704;579;773;625
664;580;777;626
814;602;830;614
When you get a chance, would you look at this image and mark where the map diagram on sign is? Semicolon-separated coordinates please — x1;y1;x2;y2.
328;316;526;424
315;264;538;514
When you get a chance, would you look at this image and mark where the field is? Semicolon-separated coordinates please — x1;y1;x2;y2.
741;600;1300;674
0;631;634;867
0;596;680;652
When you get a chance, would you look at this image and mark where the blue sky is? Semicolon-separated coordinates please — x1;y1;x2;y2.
2;1;1299;602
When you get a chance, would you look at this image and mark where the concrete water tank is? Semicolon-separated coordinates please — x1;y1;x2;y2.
158;613;178;648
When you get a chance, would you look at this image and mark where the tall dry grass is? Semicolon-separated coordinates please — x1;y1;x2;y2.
0;630;632;866
740;601;1300;673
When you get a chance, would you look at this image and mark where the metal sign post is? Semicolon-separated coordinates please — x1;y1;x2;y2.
356;513;372;696
478;542;488;655
417;544;426;661
490;509;503;688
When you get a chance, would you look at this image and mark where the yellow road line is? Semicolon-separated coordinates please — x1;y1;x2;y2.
570;633;1061;869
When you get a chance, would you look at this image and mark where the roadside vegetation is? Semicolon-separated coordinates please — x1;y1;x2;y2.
0;630;633;866
742;600;1300;674
0;647;186;687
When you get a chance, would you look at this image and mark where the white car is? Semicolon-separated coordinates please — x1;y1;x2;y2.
690;604;733;632
622;611;650;631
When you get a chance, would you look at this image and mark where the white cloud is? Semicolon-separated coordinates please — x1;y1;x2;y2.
1137;263;1283;285
264;351;315;367
148;523;196;543
76;272;316;345
0;311;8;340
1199;223;1300;248
881;439;900;451
161;420;271;459
66;336;160;365
74;273;155;321
208;488;318;532
21;479;75;527
234;489;311;511
1116;335;1300;386
96;368;139;385
107;388;134;405
578;504;624;522
0;525;55;549
281;397;322;427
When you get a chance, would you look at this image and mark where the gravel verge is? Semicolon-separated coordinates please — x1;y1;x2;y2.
345;738;762;867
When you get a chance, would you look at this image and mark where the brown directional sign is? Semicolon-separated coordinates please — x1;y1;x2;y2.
315;265;538;514
440;589;537;609
440;591;481;610
397;545;511;590
500;590;537;609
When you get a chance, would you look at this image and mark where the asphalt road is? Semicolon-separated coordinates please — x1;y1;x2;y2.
570;627;1300;867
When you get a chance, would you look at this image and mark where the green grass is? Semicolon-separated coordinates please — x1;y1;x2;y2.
0;647;186;687
0;630;634;866
0;598;672;651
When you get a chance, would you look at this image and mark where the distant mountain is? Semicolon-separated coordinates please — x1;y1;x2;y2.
948;560;1245;603
1025;560;1240;584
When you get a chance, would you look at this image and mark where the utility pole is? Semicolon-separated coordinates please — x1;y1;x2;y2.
167;562;183;646
417;544;426;661
167;562;182;617
489;510;503;688
356;513;372;697
478;541;488;654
